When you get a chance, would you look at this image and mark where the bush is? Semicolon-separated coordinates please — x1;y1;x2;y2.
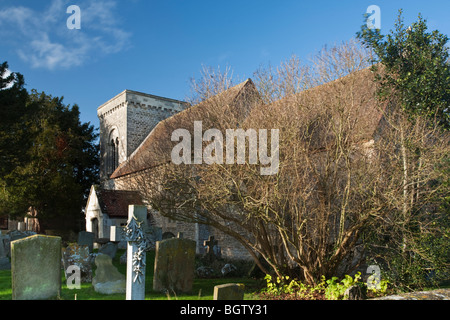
260;272;390;300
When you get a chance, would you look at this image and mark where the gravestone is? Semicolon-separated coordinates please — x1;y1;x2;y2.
9;230;35;242
0;234;7;257
203;236;221;262
213;283;245;300
98;242;117;259
0;234;10;270
125;205;149;300
0;257;10;270
162;232;175;240
221;263;238;277
11;234;61;300
77;231;95;252
153;236;196;293
2;234;11;258
17;222;26;232
62;243;93;283
92;253;126;294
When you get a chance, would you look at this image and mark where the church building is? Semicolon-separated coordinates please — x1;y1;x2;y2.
84;68;384;261
84;85;256;258
84;89;186;239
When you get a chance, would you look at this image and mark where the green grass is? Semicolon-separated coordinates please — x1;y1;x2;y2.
0;249;263;300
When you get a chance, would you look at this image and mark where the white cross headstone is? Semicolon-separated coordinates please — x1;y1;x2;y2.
125;205;148;300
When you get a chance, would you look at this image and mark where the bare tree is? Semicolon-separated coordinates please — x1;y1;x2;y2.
120;39;449;286
364;104;450;288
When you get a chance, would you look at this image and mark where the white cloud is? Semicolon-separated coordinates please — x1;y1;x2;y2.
18;33;89;70
0;0;131;70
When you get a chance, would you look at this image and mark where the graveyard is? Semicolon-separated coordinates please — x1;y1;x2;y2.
0;3;449;305
2;230;449;301
0;206;448;301
0;240;261;300
0;206;263;300
0;251;260;300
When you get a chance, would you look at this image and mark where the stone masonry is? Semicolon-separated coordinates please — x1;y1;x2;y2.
98;90;186;188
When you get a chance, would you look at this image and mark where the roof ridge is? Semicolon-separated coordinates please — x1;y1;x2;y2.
110;78;255;179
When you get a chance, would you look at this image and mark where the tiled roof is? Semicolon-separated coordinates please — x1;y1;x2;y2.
110;78;260;179
110;68;385;180
242;67;386;151
97;189;145;218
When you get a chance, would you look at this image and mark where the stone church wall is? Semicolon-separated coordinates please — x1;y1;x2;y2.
98;90;185;188
125;92;184;158
98;92;127;184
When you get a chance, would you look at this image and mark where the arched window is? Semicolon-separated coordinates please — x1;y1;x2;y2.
114;137;119;169
107;130;120;175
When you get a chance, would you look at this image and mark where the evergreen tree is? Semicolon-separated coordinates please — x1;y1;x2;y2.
0;62;30;178
358;12;450;289
357;10;450;129
0;62;99;231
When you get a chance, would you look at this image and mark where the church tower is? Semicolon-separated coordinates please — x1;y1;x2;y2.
97;90;186;189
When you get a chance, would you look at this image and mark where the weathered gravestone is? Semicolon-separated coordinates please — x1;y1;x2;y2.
9;230;36;242
213;283;245;300
153;236;196;293
92;253;126;294
77;231;95;252
62;243;93;283
98;242;117;259
11;234;61;300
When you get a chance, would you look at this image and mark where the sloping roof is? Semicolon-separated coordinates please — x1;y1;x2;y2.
97;189;145;218
110;78;261;179
110;68;385;180
242;67;385;151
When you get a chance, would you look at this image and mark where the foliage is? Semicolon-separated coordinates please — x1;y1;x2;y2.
262;274;320;300
0;62;99;231
357;10;450;130
264;274;305;295
358;12;450;291
366;270;390;297
321;273;362;300
262;272;390;300
362;112;450;291
0;62;29;178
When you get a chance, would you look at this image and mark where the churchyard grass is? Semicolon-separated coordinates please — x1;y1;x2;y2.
0;249;261;300
0;269;11;300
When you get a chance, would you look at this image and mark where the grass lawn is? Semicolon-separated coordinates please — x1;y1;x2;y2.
0;249;264;300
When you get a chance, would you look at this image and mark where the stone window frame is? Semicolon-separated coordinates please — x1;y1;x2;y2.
107;128;120;175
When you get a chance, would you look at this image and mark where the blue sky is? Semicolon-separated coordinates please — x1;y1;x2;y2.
1;0;449;129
